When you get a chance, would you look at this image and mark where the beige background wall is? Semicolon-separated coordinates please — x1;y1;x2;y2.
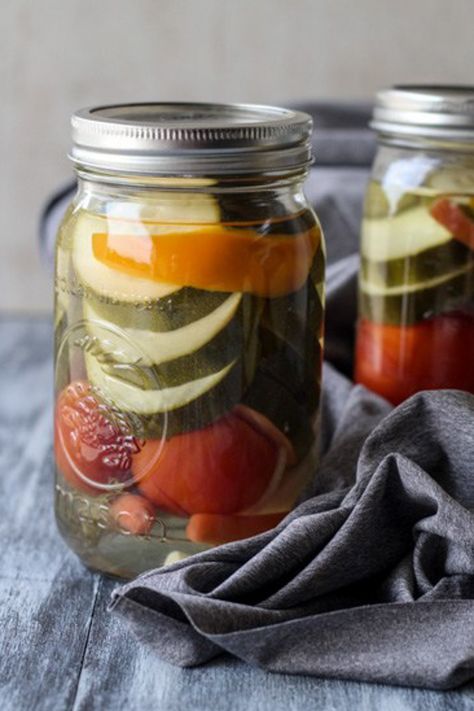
1;0;472;312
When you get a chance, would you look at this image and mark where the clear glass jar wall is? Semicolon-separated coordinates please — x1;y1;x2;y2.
355;87;474;404
54;170;324;578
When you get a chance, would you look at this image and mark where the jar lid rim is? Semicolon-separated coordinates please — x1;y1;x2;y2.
371;85;474;141
70;102;313;175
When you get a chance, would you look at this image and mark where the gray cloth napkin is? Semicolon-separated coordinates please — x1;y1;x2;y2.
110;256;474;690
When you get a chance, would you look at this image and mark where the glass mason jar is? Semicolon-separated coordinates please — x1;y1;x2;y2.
54;103;325;578
355;86;474;404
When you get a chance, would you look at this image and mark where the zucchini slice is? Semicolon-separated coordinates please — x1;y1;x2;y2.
83;286;232;332
360;268;474;326
361;205;452;263
73;212;182;302
86;352;235;415
128;360;245;439
81;314;245;389
72;190;223;304
86;354;245;439
84;291;242;366
360;261;474;297
361;239;472;290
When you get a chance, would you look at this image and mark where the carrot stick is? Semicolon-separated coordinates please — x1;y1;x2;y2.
186;512;286;545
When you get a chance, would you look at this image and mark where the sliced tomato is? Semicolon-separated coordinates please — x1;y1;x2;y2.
133;409;287;516
186;512;286;545
355;312;474;405
233;404;297;467
430;198;474;250
55;381;143;494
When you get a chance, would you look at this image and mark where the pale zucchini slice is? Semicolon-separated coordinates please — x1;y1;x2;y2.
84;291;242;366
73;187;221;303
86;352;235;415
361;240;471;291
73;212;181;302
136;190;220;224
360;261;474;296
359;268;474;326
83;286;232;333
361;206;452;262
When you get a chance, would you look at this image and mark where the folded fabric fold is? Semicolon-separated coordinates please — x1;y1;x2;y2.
111;363;474;689
110;254;474;689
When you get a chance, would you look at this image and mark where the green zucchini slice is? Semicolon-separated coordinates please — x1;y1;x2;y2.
359;268;474;325
83;286;232;332
86;351;236;415
84;292;242;367
361;239;472;290
82;314;246;389
361;205;452;263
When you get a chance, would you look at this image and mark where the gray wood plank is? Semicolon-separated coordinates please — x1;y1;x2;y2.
69;581;474;711
1;317;474;711
0;317;101;711
72;575;474;711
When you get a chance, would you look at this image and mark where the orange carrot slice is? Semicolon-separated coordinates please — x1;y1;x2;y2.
92;224;320;297
109;493;156;536
186;512;286;545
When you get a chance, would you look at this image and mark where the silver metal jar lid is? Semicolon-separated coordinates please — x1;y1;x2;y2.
70;102;313;175
371;85;474;143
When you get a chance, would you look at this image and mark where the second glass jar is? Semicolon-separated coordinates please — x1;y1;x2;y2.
356;86;474;404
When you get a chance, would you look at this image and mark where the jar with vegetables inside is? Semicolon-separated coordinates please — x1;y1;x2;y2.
54;103;325;578
355;86;474;405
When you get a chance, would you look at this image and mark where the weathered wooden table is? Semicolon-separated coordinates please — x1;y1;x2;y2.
2;315;474;711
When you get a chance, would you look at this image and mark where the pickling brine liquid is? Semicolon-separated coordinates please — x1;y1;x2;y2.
54;196;324;578
355;181;474;404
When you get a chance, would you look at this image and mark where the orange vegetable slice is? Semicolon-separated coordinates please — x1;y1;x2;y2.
133;410;283;515
234;404;297;467
355;312;474;405
109;493;156;536
186;512;286;545
430;198;474;250
91;224;320;297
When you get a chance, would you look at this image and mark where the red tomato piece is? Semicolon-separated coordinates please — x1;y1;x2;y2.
355;312;474;405
430;198;474;250
133;410;283;516
55;380;142;494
